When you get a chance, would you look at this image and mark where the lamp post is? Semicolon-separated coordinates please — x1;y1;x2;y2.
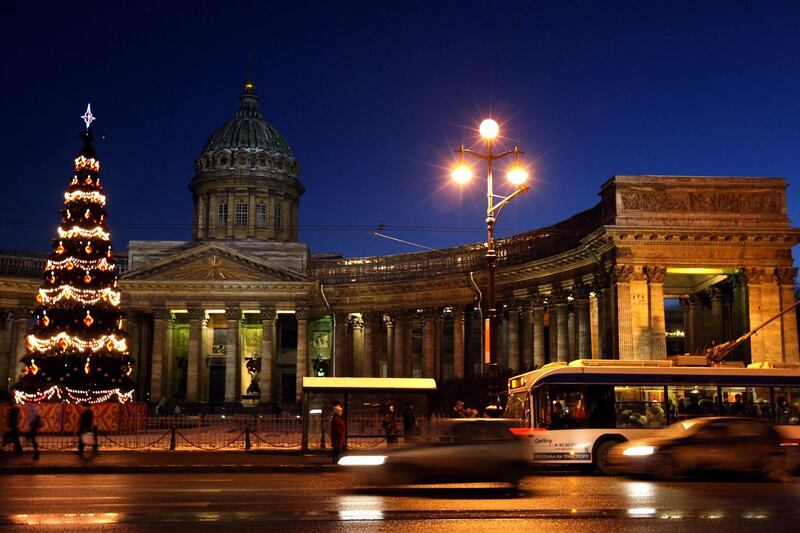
452;119;529;373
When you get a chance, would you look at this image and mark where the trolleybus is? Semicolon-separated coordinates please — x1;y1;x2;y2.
505;359;800;472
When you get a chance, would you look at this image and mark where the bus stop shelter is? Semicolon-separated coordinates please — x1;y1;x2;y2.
301;377;437;451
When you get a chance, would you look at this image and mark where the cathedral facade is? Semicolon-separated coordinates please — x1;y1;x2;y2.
1;83;799;408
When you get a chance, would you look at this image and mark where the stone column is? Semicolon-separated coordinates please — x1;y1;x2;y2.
452;307;465;380
613;266;635;360
506;305;520;373
385;315;395;378
225;190;234;238
776;268;799;362
646;266;667;360
686;296;701;354
577;296;590;359
405;313;415;377
556;300;569;362
567;306;577;361
434;311;442;380
362;311;378;377
333;312;348;377
224;307;240;404
520;304;533;370
422;310;435;378
260;307;276;403
392;312;408;377
0;311;13;389
747;268;783;363
532;303;546;368
589;291;601;358
186;308;203;402
495;308;507;370
350;315;364;377
150;307;168;402
709;287;724;345
247;188;256;238
295;308;309;402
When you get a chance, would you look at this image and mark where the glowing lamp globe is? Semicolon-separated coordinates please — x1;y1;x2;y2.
479;119;499;140
452;164;473;184
507;165;528;185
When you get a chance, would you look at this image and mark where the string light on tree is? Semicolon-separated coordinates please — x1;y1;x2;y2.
12;105;134;405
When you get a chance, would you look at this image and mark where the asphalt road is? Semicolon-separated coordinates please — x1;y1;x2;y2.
1;471;798;531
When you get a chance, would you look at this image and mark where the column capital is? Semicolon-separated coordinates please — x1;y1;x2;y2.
152;307;169;321
389;309;414;322
225;307;241;321
187;307;205;321
612;264;635;283
295;308;310;321
708;286;723;301
775;267;798;286
742;267;766;285
348;314;364;329
645;265;667;284
260;306;277;321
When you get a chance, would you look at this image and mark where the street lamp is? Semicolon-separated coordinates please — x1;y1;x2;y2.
451;118;529;371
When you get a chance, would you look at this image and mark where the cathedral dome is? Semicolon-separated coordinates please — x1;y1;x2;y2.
190;81;304;243
200;81;294;157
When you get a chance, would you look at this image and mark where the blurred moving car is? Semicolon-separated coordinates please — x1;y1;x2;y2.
608;417;798;481
339;418;527;487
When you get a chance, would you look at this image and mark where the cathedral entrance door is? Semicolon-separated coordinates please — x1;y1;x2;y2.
209;366;225;405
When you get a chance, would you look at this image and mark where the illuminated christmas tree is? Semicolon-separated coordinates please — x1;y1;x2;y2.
13;105;134;403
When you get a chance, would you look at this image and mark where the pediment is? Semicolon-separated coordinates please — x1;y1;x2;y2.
122;243;309;282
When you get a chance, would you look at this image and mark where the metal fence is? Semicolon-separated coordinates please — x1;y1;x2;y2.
30;414;446;452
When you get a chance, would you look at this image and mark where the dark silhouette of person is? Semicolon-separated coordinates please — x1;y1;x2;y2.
25;404;41;460
383;404;399;444
3;402;22;455
330;404;346;463
77;405;97;456
730;393;744;415
550;402;568;429
402;401;418;441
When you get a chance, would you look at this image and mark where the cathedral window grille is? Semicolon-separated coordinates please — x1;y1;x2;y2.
256;203;267;227
217;203;228;227
235;202;248;227
275;205;282;230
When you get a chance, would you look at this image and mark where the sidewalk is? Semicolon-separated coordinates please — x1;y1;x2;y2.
0;450;337;475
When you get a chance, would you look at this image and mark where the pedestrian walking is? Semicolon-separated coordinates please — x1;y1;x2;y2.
382;403;398;445
2;402;22;455
330;403;346;463
77;405;97;456
25;403;41;460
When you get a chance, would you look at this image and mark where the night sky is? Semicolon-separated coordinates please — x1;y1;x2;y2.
2;1;799;270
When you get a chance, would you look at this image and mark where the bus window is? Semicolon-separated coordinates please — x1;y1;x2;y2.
614;386;666;428
535;385;587;429
774;388;800;425
669;386;718;419
720;386;772;419
505;392;529;427
586;385;616;428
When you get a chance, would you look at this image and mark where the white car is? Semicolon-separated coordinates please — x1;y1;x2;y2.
339;418;527;488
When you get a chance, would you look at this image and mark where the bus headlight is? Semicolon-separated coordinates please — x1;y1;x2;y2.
623;446;655;456
338;455;387;466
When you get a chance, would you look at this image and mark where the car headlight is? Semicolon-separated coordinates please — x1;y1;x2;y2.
622;445;655;456
338;455;387;466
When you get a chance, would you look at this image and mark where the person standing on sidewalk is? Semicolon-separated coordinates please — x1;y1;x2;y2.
330;404;346;463
3;401;23;455
382;403;398;445
25;403;41;461
77;404;96;457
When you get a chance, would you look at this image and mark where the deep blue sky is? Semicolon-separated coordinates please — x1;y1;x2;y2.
2;1;799;267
